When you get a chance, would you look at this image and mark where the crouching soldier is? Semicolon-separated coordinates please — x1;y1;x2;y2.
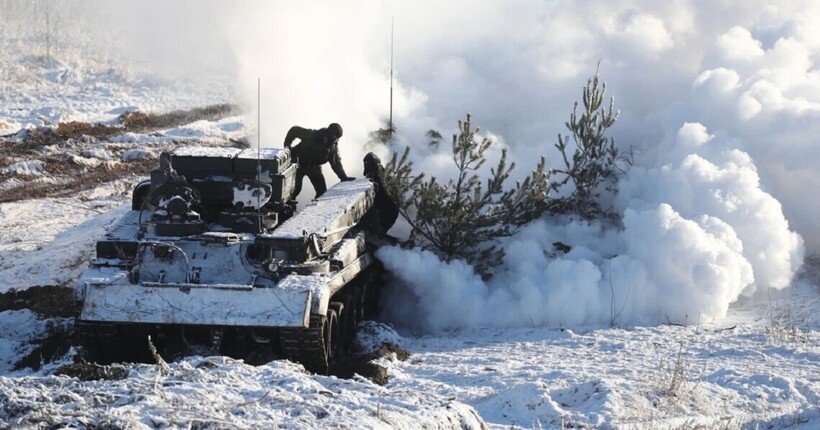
361;152;399;237
284;122;355;200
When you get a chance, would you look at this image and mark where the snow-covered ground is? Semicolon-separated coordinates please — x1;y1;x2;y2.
1;355;484;429
1;3;819;429
0;39;232;131
0;191;817;428
0;20;488;428
385;283;819;429
0;143;816;428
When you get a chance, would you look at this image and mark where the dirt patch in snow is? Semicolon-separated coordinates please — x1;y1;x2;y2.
53;362;128;381
0;158;154;203
368;342;411;361
119;103;237;132
19;122;121;146
331;342;411;385
0;286;78;371
0;285;77;318
0;104;243;204
12;103;238;147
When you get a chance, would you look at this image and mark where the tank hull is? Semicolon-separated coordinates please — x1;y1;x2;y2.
74;147;394;373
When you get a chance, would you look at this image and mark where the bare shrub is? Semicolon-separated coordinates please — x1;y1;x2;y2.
659;340;692;399
622;416;743;430
766;306;811;345
651;338;704;408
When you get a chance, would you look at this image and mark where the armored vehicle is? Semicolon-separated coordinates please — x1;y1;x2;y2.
74;146;396;373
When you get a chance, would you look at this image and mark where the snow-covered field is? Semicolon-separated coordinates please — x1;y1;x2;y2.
1;354;484;429
2;2;820;429
386;286;818;429
1;194;817;428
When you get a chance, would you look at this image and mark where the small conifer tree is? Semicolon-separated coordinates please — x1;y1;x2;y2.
368;126;395;146
426;129;443;149
367;119;396;146
380;69;621;275
383;114;550;276
550;65;620;219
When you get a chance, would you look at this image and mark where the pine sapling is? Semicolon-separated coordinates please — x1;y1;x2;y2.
550;65;620;220
383;114;550;277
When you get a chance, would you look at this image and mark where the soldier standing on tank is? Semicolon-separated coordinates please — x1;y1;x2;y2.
284;122;355;200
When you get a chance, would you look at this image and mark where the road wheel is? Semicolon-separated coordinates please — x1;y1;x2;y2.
342;295;355;348
324;309;339;365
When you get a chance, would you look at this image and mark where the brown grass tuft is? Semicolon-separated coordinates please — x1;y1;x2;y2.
119;103;237;132
0;158;154;203
18;103;239;147
55;121;121;140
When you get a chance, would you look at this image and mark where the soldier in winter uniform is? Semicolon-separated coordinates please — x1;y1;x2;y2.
284;122;355;199
361;152;399;236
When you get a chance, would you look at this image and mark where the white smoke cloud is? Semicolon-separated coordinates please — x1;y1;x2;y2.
371;0;812;331
216;1;401;202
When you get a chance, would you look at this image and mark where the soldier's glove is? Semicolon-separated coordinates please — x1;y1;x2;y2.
341;176;356;181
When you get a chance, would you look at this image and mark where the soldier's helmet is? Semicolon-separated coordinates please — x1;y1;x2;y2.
328;123;343;140
363;152;383;180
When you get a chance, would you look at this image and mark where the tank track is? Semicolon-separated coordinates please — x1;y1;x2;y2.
74;322;130;364
75;263;384;371
278;262;383;374
280;315;328;373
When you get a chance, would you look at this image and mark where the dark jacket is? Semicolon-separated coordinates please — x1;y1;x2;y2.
284;126;348;180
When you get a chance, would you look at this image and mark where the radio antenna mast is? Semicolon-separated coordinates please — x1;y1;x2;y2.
256;77;262;216
389;17;394;139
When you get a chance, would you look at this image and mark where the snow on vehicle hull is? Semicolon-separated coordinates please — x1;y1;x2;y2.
78;277;313;327
74;146;395;373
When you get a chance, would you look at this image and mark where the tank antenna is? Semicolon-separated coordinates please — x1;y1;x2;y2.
257;77;262;216
389;17;394;139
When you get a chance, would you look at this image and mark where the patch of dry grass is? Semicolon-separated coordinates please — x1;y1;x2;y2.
0;158;154;203
119;103;236;132
16;103;238;148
